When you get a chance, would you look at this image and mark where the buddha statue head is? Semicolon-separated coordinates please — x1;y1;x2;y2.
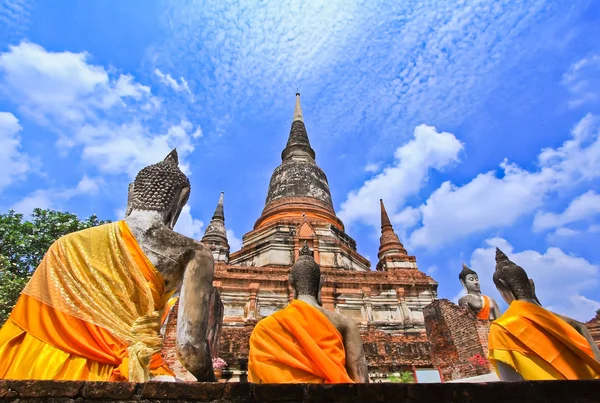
459;263;481;295
493;248;540;305
289;241;324;304
125;149;191;229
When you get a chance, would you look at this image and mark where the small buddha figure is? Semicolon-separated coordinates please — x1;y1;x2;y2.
0;150;216;382
248;243;369;383
458;263;501;320
488;248;600;381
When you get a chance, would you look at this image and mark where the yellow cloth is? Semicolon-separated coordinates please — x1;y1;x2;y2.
0;221;174;381
248;299;353;384
488;300;600;380
476;295;491;320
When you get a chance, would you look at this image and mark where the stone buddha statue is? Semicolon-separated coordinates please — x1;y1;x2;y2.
458;263;501;320
488;248;600;381
0;149;216;382
124;149;217;381
248;243;370;383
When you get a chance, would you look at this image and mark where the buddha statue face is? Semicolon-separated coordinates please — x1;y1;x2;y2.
463;273;481;293
125;149;191;229
459;263;481;295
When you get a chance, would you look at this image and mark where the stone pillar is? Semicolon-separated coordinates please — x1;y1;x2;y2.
247;282;260;320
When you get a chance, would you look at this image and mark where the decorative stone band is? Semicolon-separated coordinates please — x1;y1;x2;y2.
255;196;344;231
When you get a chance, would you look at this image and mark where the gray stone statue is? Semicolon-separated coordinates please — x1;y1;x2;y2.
124;149;216;382
489;248;600;381
458;263;501;320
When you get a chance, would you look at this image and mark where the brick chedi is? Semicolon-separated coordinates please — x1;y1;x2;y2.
163;94;439;381
202;192;230;263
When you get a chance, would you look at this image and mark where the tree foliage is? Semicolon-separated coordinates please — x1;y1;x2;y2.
0;209;110;324
387;371;415;383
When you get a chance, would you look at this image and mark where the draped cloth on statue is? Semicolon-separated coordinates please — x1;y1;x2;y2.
0;221;175;382
488;300;600;380
476;295;491;320
248;299;353;384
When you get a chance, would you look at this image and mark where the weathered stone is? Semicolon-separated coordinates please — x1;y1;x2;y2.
81;382;136;399
252;384;304;402
424;299;493;381
138;381;224;400
1;380;600;403
304;384;357;403
0;380;83;398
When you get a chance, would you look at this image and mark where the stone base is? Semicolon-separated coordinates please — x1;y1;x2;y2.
1;380;600;402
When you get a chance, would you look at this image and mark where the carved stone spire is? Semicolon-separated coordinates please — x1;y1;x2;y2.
281;93;315;162
293;92;303;122
201;192;230;263
376;199;413;271
255;93;341;231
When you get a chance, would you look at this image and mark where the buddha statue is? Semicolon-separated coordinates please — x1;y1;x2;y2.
458;263;501;320
248;242;370;383
488;248;600;381
0;150;216;382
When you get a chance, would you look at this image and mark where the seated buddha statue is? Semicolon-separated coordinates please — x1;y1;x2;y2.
248;243;369;383
0;150;216;382
458;263;501;320
488;248;600;381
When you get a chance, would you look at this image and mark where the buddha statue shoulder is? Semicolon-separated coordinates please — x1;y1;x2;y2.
458;263;501;320
248;242;370;383
488;248;600;381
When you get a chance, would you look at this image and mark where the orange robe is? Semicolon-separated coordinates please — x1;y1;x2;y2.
476;295;491;320
248;300;353;384
488;300;600;380
0;221;174;381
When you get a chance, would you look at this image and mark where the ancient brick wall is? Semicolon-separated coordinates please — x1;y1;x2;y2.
584;313;600;349
2;380;600;403
424;299;492;381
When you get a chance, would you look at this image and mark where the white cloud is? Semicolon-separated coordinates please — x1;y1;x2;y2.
80;119;200;177
407;113;600;248
154;68;193;99
0;111;29;189
339;124;463;228
562;54;600;108
226;229;242;252
364;162;381;173
533;190;600;232
0;42;152;126
174;204;204;239
470;238;599;322
11;175;102;215
0;42;201;177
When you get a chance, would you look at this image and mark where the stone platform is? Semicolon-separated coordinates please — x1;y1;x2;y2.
1;380;599;403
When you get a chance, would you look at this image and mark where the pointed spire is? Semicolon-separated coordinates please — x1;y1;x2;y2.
293;92;303;122
380;199;392;229
202;192;230;263
212;192;225;221
376;199;410;271
281;93;315;161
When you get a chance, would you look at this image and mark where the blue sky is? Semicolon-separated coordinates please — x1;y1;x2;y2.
1;0;600;321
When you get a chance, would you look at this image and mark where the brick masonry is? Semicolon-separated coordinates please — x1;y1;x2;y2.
1;380;600;403
424;299;494;381
584;312;600;349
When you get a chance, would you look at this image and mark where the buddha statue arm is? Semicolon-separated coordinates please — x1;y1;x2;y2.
341;318;370;383
496;361;524;382
554;312;600;362
491;299;502;320
176;246;217;382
